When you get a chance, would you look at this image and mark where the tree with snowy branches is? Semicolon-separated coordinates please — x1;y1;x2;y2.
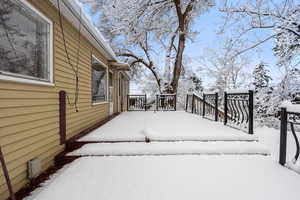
131;57;203;108
273;5;300;67
252;62;273;125
218;0;300;127
219;0;300;67
199;39;252;93
80;0;214;94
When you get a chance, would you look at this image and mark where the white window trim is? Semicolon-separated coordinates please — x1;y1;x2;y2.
0;0;54;86
92;102;109;106
91;55;109;104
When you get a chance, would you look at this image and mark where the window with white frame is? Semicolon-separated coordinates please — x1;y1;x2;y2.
0;0;52;82
91;56;108;103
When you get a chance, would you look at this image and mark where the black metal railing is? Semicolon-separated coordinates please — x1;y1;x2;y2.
156;94;177;111
203;92;219;121
279;107;300;166
186;94;195;113
186;93;226;121
127;94;147;111
224;90;254;134
186;90;254;134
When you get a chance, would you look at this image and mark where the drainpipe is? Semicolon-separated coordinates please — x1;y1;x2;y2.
0;146;16;200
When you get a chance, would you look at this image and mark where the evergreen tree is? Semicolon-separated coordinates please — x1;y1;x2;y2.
253;62;272;92
190;74;203;92
252;62;273;125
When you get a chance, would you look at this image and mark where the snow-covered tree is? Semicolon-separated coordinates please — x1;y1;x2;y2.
253;62;272;91
253;65;300;127
189;73;203;92
176;68;203;108
134;58;203;109
219;0;300;66
80;0;214;93
199;39;252;93
252;62;272;125
274;5;300;66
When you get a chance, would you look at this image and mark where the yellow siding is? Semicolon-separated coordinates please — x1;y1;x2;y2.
0;0;128;199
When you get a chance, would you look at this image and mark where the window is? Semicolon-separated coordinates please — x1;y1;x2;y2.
92;56;108;103
0;0;52;83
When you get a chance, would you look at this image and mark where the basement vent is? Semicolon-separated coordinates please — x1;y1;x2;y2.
27;158;41;179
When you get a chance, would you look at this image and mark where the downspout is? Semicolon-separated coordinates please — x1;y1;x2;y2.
0;146;16;200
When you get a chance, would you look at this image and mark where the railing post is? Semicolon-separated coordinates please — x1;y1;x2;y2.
224;92;228;125
279;107;288;165
191;94;195;113
174;94;177;111
59;90;66;144
185;95;189;111
248;90;254;134
202;93;206;117
215;92;218;121
156;95;158;111
127;95;129;111
144;94;147;111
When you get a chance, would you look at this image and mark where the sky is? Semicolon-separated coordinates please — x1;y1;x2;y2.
80;0;284;89
184;4;281;77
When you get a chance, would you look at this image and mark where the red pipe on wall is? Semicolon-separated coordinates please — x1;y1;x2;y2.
0;146;16;200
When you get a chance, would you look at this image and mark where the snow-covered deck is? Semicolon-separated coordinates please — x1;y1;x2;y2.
25;111;300;200
27;156;300;200
79;111;258;142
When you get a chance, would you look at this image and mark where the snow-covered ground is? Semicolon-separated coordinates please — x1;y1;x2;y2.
25;111;300;200
79;111;258;142
26;156;300;200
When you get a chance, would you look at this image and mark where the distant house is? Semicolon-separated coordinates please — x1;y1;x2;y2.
0;0;129;198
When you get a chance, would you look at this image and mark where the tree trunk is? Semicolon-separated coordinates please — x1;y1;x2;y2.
170;33;185;93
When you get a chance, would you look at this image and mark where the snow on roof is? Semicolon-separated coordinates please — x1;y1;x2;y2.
50;0;118;61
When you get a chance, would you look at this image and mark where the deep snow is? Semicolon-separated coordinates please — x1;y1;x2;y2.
26;156;300;200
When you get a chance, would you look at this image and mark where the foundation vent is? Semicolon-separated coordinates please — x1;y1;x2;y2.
27;158;41;179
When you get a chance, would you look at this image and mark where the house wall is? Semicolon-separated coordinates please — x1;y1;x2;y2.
0;0;126;199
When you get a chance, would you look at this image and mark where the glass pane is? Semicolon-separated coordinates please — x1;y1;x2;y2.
0;0;50;80
92;57;107;103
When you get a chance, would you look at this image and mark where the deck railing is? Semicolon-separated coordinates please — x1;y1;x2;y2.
224;90;254;135
156;94;177;111
127;94;147;111
279;107;300;166
203;92;219;121
186;93;225;121
186;90;254;134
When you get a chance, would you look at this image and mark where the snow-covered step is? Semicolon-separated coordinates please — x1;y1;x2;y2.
78;135;258;142
141;127;258;142
68;141;270;156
